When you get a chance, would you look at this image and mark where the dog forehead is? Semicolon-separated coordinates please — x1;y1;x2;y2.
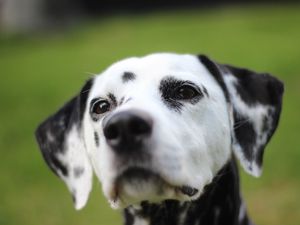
90;53;219;97
107;53;202;74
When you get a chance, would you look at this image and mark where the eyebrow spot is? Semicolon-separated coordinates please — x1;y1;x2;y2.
122;72;136;83
119;96;125;105
202;85;209;97
108;93;117;106
125;97;133;103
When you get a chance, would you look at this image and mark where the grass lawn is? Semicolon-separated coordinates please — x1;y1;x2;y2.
0;4;299;225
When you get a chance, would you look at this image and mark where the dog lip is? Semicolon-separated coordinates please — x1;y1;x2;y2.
110;167;171;205
115;167;166;186
111;167;198;200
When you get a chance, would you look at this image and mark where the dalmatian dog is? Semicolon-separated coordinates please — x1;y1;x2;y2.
35;53;284;225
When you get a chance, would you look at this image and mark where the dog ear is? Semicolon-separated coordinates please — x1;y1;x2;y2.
199;55;284;177
35;79;94;210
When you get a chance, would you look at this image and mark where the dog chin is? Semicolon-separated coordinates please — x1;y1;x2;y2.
106;167;200;209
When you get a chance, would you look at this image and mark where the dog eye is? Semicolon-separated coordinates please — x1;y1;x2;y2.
174;85;199;100
92;100;111;115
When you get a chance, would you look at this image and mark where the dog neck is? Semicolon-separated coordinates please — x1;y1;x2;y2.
123;160;253;225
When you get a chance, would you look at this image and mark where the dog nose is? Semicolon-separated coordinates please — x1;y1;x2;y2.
103;110;153;152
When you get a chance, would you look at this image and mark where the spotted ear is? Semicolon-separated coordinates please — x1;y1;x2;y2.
35;79;94;210
199;55;284;177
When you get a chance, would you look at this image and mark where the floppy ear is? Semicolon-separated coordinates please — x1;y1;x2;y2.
35;79;94;210
199;55;284;177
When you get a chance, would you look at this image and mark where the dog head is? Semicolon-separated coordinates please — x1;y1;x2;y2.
35;53;283;210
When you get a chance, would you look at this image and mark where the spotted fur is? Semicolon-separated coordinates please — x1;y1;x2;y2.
35;53;283;224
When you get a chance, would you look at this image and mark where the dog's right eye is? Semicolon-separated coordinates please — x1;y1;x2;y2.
174;85;198;100
91;100;111;115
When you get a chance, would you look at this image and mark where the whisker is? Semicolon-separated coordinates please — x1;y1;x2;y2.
81;89;91;94
234;118;251;130
84;71;97;76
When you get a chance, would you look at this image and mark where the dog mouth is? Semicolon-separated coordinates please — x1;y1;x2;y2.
109;167;198;207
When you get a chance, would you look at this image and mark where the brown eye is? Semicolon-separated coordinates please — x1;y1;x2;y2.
92;100;110;115
175;85;198;100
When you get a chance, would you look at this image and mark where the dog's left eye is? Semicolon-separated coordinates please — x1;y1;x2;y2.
174;85;199;100
91;100;111;115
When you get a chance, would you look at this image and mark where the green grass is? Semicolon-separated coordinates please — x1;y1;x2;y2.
0;4;300;225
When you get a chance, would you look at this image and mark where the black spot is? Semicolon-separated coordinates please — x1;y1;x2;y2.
255;146;265;171
261;115;270;134
198;55;230;102
124;208;135;225
233;111;257;162
71;190;76;204
202;85;209;97
224;65;284;106
122;72;136;83
94;131;100;147
108;93;117;106
120;96;125;105
79;78;94;124
74;167;84;178
51;154;68;176
159;76;203;112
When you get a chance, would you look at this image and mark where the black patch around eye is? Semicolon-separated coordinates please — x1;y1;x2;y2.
159;77;184;112
122;72;136;83
159;76;203;112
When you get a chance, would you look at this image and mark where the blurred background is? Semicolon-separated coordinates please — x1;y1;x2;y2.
0;1;299;225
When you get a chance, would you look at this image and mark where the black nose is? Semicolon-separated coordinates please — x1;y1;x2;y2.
103;110;153;152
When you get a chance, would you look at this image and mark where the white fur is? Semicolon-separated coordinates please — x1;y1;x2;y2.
133;217;149;225
238;201;247;223
57;125;93;210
